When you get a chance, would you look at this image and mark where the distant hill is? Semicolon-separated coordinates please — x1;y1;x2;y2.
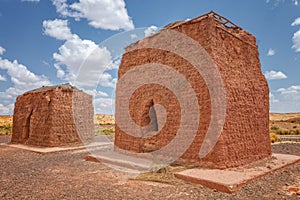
269;112;300;121
1;113;300;136
94;114;115;125
0;115;12;126
2;113;300;125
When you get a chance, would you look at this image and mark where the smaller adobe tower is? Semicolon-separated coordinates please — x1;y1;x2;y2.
11;83;94;147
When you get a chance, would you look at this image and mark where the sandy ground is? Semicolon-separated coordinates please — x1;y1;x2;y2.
0;136;299;199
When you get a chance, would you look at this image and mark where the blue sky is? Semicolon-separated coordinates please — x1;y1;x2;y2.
0;0;300;114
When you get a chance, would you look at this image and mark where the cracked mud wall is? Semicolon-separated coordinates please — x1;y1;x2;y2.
11;84;94;147
115;13;271;169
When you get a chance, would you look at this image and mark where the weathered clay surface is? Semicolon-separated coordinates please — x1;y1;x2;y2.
11;83;94;147
115;12;271;169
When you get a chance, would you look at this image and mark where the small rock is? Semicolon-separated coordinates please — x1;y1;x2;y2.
150;165;167;173
1;192;7;197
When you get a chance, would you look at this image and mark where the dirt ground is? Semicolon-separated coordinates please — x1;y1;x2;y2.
0;136;299;200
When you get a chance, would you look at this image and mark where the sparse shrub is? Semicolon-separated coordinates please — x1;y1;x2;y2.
270;126;279;131
270;132;278;143
276;129;288;135
293;126;297;129
94;125;114;136
0;125;12;135
275;129;300;135
290;130;296;135
99;122;113;125
101;128;114;135
276;129;284;135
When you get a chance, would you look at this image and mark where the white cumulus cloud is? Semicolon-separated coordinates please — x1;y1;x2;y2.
266;0;298;6
267;48;276;56
98;73;117;88
269;88;300;112
277;85;300;95
0;75;6;81
292;29;300;52
53;36;114;87
43;18;116;88
266;0;284;6
130;34;138;39
0;103;10;115
51;0;82;20
264;70;287;80
291;17;300;52
85;89;109;97
0;58;50;93
53;63;65;78
43;19;73;40
52;0;134;31
292;17;300;26
0;46;5;55
270;92;279;104
0;55;51;114
293;0;299;5
271;85;300;112
94;97;115;114
144;25;159;37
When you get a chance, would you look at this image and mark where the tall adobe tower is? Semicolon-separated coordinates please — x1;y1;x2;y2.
115;11;271;169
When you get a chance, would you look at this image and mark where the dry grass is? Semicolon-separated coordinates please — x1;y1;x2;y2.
0;116;12;135
94;125;115;136
270;132;278;143
0;114;116;136
0;115;12;126
270;113;300;136
2;113;300;138
0;115;116;126
133;165;193;185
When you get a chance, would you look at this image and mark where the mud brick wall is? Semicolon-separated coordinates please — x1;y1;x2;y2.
11;84;94;147
115;13;271;169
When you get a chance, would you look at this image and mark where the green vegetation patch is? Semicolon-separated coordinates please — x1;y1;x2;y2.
270;126;279;131
0;125;12;135
94;125;115;136
101;128;114;135
273;129;300;135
